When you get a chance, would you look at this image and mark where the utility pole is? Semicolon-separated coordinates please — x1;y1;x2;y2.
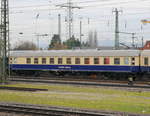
80;19;82;49
57;0;81;40
35;13;39;50
141;36;144;48
131;33;136;48
113;8;122;50
68;0;72;39
58;14;61;39
0;0;9;83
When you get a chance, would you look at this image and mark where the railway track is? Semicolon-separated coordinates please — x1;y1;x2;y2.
10;75;150;85
0;103;114;116
0;86;48;92
0;103;149;116
9;77;150;89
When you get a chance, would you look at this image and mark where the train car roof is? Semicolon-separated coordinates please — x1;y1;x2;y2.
10;50;140;57
141;50;150;56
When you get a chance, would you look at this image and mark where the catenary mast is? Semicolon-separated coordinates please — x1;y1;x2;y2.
0;0;9;83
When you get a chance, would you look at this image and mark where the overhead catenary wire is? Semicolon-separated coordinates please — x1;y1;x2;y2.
10;1;150;16
10;0;150;9
9;0;150;48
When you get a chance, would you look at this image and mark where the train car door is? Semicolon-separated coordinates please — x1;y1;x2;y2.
144;57;149;72
131;57;136;72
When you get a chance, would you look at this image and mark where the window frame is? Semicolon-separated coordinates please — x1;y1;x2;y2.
84;58;90;64
42;58;46;64
66;58;72;64
104;57;110;65
58;58;63;64
26;58;31;64
124;57;129;65
114;58;120;65
34;58;38;64
14;57;17;64
75;58;80;64
50;58;54;64
94;57;99;64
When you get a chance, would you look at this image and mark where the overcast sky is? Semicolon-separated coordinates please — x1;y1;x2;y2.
9;0;150;49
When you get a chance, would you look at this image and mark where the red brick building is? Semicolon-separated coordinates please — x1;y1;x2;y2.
140;41;150;50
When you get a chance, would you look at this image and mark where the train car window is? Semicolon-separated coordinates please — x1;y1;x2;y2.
114;58;120;65
84;58;90;64
94;58;99;64
50;58;54;64
34;58;38;64
124;57;129;65
58;58;63;64
14;57;17;64
26;58;31;64
144;57;149;66
42;58;46;64
75;58;80;64
67;58;71;64
104;57;109;64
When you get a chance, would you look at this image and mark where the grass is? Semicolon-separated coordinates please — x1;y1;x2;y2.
0;83;150;114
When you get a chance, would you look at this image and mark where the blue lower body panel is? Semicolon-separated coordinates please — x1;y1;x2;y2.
10;64;140;73
141;66;150;72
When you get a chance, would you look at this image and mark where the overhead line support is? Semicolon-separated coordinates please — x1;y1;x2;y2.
0;0;9;83
57;0;81;40
113;8;122;50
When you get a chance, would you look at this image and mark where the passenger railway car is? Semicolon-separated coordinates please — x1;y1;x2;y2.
9;50;141;77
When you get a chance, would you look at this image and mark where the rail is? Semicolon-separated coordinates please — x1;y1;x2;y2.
0;103;114;116
9;77;150;89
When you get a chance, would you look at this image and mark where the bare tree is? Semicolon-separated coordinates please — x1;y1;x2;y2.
13;41;38;50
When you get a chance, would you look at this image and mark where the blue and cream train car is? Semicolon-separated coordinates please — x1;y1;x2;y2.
9;50;141;75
